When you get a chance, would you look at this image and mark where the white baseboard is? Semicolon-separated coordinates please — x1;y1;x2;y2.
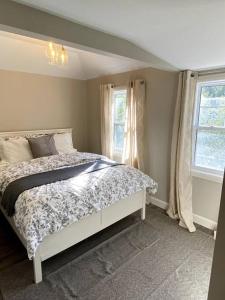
192;214;217;231
149;196;217;231
150;196;168;210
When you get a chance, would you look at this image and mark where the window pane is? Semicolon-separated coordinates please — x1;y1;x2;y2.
112;89;127;154
195;129;225;172
113;90;127;123
199;85;225;127
114;124;125;152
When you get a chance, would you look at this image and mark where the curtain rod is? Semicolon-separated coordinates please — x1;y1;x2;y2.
197;68;225;77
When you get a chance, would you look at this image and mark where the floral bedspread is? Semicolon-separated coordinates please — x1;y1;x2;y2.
0;152;157;259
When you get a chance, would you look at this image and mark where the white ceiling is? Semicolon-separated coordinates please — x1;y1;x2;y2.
0;31;149;79
13;0;225;70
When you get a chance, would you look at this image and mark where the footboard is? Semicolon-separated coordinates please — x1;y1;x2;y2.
33;189;146;283
1;190;146;284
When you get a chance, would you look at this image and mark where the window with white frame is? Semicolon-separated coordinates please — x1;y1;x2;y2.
193;80;225;174
112;88;127;157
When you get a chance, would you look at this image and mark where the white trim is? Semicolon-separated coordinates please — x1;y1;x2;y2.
149;196;217;231
192;80;225;175
150;196;168;210
193;213;217;231
192;82;201;167
192;168;223;184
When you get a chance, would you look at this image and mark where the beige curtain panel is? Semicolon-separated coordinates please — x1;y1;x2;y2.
123;80;145;171
167;70;197;232
100;83;114;159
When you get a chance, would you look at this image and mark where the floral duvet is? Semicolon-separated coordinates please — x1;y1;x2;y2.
0;152;157;259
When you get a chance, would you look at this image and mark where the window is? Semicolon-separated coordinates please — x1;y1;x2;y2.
112;88;127;157
193;80;225;175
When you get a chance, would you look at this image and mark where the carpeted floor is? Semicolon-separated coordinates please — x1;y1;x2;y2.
0;205;214;300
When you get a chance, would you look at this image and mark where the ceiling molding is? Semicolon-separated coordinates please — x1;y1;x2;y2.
0;0;176;71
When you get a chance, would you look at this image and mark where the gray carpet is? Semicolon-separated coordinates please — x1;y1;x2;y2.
0;205;214;300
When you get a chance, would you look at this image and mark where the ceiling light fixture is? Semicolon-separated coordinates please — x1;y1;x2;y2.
46;42;68;66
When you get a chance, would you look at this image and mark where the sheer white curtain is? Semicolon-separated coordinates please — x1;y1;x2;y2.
167;70;198;232
122;80;145;171
100;83;114;159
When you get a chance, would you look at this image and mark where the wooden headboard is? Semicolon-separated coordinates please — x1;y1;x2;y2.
0;128;72;139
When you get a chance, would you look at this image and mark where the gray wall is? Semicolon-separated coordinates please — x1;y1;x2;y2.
0;69;88;151
87;67;178;204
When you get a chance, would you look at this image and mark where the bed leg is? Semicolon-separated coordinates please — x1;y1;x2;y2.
33;251;42;283
141;190;146;220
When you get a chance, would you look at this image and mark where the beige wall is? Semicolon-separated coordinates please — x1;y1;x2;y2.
87;67;222;225
87;67;179;204
0;69;88;151
0;67;221;224
193;178;222;223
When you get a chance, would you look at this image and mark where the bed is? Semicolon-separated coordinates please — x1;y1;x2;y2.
0;128;157;283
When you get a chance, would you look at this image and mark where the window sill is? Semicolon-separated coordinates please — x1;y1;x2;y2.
192;168;223;184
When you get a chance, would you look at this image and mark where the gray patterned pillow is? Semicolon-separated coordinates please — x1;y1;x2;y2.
28;135;58;158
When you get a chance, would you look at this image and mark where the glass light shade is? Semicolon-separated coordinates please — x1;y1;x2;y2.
46;42;68;65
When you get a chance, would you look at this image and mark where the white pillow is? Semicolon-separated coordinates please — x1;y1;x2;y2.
0;137;33;163
53;133;76;154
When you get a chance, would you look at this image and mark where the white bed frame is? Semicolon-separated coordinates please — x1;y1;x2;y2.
0;128;146;283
